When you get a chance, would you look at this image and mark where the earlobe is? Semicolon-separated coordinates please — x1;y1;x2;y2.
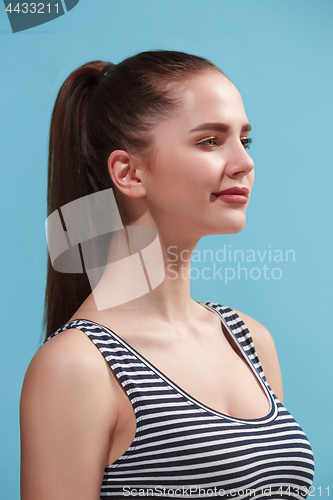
107;150;146;198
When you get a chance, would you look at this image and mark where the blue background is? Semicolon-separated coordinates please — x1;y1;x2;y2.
1;1;332;497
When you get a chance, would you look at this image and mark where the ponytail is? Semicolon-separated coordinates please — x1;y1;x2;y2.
43;61;112;340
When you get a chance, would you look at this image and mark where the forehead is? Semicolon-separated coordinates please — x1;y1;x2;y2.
157;71;248;134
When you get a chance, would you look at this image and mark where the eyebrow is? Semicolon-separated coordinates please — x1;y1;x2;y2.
190;122;252;133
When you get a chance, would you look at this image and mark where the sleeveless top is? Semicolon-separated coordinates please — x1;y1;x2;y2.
47;302;314;499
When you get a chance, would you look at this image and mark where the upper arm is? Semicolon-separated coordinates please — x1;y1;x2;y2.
233;309;284;404
20;329;118;500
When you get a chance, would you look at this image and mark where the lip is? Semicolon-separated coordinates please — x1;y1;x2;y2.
213;186;249;205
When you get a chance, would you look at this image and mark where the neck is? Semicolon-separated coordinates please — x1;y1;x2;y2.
85;219;203;327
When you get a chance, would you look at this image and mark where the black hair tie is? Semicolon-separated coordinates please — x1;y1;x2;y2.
98;63;115;84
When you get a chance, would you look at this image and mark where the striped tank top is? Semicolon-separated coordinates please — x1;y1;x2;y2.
49;301;314;499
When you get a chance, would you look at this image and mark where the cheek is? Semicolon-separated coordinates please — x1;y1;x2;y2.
151;149;191;189
149;144;221;203
171;161;214;201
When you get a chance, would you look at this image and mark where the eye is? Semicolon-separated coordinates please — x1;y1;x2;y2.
196;136;219;147
241;137;252;150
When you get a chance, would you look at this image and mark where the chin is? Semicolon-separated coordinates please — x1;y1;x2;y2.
223;225;246;235
233;215;247;232
214;213;247;235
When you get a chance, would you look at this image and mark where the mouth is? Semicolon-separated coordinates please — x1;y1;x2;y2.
213;187;249;205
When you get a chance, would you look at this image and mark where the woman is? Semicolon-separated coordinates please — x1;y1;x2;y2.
20;51;314;499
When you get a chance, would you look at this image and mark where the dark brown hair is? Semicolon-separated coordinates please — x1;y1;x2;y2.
43;50;222;340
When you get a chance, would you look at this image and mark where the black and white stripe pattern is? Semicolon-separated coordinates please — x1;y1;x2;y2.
49;302;314;499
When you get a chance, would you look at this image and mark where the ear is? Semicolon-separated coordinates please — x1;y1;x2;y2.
107;150;146;198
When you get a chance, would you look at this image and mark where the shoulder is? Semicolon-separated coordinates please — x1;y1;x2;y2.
20;327;119;437
232;308;284;403
232;309;275;352
23;327;115;393
21;326;120;413
20;328;119;499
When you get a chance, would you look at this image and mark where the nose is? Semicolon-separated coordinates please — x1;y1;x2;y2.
224;145;254;179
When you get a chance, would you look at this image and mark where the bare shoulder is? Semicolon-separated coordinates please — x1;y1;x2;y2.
21;326;119;435
20;328;118;500
232;309;275;352
232;309;284;404
22;327;117;399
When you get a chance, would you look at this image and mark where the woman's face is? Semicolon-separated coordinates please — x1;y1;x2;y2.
141;71;255;240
